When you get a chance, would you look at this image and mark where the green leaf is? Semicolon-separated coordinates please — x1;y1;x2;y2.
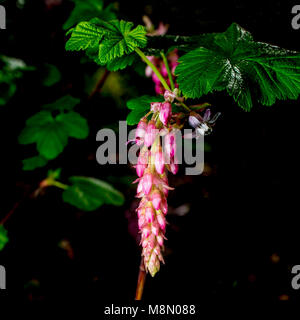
65;21;107;51
43;64;61;87
63;0;116;30
36;117;69;160
66;19;147;66
175;23;300;110
47;168;62;180
0;225;9;251
98;21;147;64
107;53;137;71
62;176;125;211
42;95;80;112
19;97;89;162
22;155;48;171
56;111;89;139
126;95;164;125
19;111;68;160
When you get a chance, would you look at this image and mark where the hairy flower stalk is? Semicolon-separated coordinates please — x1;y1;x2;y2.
134;92;178;277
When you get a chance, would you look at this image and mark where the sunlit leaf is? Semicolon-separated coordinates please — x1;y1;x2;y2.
66;19;147;66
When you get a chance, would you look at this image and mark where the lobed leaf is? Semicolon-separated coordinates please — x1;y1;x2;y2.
62;176;125;211
65;21;107;51
175;23;300;110
56;111;89;139
66;18;147;66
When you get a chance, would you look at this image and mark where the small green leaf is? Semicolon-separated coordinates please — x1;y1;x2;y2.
42;95;80;112
19;98;89;162
62;176;125;211
0;225;9;251
176;23;300;110
19;111;68;160
43;64;61;87
126;95;164;125
56;111;89;139
47;168;62;180
22;155;48;171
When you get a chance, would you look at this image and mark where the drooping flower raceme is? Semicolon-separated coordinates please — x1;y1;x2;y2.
133;93;178;277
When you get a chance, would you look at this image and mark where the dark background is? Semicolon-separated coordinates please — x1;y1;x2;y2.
0;0;300;305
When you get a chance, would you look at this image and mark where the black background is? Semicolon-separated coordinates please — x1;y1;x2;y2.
0;0;300;305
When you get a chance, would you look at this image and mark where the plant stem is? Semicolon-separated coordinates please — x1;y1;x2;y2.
49;180;69;190
89;68;110;99
161;52;175;91
178;101;191;112
135;259;146;300
135;48;171;92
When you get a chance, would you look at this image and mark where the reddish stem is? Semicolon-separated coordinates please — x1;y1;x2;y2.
89;69;110;99
135;259;147;300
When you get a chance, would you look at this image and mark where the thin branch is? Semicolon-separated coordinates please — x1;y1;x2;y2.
135;48;171;92
135;259;147;300
89;68;110;99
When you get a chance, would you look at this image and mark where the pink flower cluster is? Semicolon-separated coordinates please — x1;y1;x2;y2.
145;50;179;95
133;93;178;276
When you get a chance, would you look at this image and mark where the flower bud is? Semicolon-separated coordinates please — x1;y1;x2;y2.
135;119;147;146
156;211;166;231
151;221;160;236
170;160;178;174
145;205;155;223
141;172;153;195
157;234;164;246
144;120;157;147
164;90;176;103
150;102;162;113
154;149;165;175
161;198;168;215
151;190;162;210
136;149;149;177
145;65;153;77
164;131;176;159
155;84;163;95
159;102;172;126
142;225;151;238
